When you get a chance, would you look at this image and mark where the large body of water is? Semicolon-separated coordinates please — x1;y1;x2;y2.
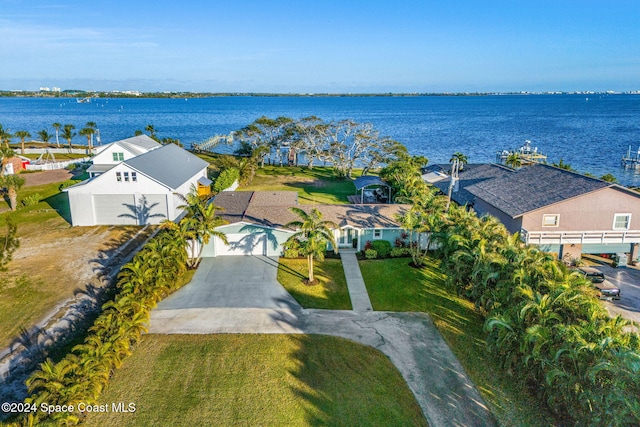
1;94;640;185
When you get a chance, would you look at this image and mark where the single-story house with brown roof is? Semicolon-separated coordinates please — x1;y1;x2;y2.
201;191;409;257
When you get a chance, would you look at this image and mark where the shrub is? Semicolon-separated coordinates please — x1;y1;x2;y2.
283;238;301;258
370;240;392;258
22;193;41;207
59;180;82;191
390;247;409;257
363;240;372;251
365;249;378;259
213;167;240;192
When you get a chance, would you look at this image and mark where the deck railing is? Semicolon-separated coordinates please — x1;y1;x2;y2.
520;229;640;245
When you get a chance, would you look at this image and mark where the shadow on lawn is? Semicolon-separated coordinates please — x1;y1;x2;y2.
0;226;153;416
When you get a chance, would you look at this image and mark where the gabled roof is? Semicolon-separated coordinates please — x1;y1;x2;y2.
95;135;161;156
465;163;614;217
212;191;254;224
125;143;209;189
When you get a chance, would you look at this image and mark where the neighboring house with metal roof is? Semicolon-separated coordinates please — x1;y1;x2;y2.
65;143;210;226
201;190;409;257
426;163;640;262
87;135;162;177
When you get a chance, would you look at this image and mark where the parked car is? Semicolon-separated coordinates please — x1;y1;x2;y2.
577;267;621;300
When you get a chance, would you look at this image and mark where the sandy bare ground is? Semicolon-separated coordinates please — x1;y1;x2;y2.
21;169;74;187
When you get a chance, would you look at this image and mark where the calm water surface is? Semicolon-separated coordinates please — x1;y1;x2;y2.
1;94;639;185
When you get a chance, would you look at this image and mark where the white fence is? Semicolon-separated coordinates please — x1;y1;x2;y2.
22;148;94;155
25;157;91;171
221;179;239;192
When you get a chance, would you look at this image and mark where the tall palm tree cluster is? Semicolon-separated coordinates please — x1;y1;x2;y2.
18;189;226;426
434;204;640;426
381;153;639;425
0;121;98;152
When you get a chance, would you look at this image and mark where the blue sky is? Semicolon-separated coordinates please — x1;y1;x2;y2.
1;0;639;93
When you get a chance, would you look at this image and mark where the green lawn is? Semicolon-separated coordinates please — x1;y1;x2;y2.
241;166;358;204
84;334;427;427
359;257;552;427
277;257;352;310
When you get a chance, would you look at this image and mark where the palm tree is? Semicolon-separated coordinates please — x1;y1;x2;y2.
37;129;52;144
62;124;76;150
79;126;95;150
52;122;62;147
0;174;25;210
145;124;156;139
86;121;97;148
450;151;468;170
0;124;11;149
285;207;338;284
505;152;522;168
14;130;31;155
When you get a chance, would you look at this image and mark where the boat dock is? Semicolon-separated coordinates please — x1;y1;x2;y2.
621;146;640;169
496;140;547;164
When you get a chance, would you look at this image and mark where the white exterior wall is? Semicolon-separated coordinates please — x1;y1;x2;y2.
66;164;172;226
170;167;208;220
66;164;209;226
92;142;142;165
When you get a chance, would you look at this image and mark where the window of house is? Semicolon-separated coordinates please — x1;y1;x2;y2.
116;172;122;182
542;214;559;227
373;229;382;239
613;214;631;230
112;152;124;162
124;172;130;182
131;172;137;182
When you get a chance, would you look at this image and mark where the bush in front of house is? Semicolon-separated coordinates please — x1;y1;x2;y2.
390;247;410;257
370;240;392;258
365;249;378;259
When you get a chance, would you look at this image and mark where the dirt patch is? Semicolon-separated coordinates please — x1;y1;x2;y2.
21;169;73;187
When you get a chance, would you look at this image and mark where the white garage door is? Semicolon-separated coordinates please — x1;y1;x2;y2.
93;194;169;225
215;233;266;256
93;194;136;225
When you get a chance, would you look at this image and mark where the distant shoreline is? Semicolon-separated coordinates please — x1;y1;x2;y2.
1;90;637;99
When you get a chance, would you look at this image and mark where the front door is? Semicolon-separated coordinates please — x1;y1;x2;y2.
339;228;355;247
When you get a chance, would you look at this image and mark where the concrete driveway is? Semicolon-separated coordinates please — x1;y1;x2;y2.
591;264;640;325
155;256;301;310
150;255;496;427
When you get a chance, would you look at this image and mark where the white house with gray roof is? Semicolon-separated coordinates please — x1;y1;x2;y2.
65;143;210;226
87;135;162;177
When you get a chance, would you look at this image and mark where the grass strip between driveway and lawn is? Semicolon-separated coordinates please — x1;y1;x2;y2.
277;257;352;310
83;334;428;427
359;256;552;427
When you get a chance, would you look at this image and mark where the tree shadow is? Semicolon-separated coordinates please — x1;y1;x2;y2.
118;195;166;225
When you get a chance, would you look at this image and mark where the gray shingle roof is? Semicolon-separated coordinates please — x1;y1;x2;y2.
428;163;513;206
212;191;254;223
465;164;613;217
125;143;208;189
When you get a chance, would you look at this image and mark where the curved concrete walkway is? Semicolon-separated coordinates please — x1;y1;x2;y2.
151;256;496;427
